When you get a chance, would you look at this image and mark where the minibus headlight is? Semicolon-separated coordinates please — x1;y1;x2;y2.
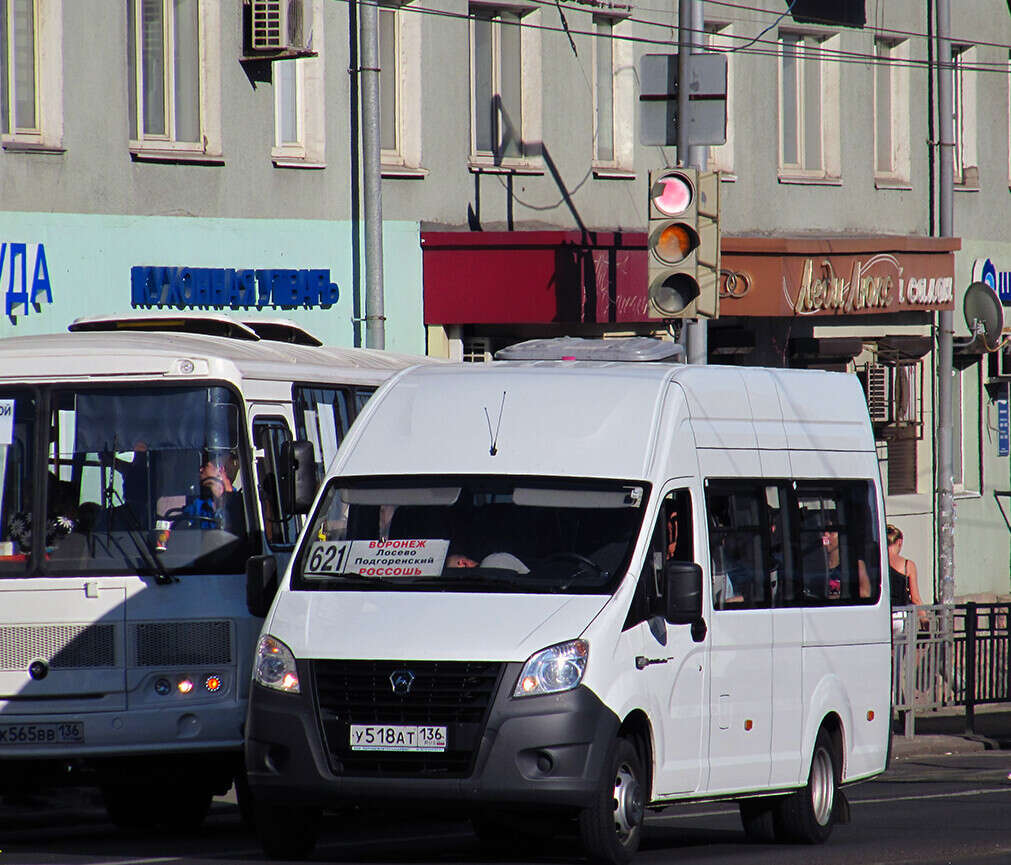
513;640;588;697
254;635;300;694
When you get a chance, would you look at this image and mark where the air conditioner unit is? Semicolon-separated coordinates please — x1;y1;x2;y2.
865;364;891;424
250;0;306;52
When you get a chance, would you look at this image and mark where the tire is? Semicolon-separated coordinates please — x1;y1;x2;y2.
101;781;212;831
579;737;646;865
774;728;839;844
253;799;322;860
739;797;778;843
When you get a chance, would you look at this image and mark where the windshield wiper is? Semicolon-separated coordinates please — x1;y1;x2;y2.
106;490;173;585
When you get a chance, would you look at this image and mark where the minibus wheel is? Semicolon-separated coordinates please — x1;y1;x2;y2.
775;728;838;844
253;800;321;860
579;736;644;865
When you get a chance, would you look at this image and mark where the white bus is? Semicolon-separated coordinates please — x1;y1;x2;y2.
245;337;892;863
0;313;424;827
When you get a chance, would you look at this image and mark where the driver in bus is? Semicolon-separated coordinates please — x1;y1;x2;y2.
181;450;244;533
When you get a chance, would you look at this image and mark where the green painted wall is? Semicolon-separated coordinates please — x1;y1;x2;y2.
0;212;425;355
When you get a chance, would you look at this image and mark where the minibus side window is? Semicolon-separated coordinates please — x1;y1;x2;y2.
706;482;770;611
792;481;881;606
623;489;692;630
293;386;351;481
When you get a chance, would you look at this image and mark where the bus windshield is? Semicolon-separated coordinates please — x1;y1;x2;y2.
0;385;254;578
293;475;649;594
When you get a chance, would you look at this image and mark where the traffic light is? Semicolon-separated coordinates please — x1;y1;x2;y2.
646;167;720;319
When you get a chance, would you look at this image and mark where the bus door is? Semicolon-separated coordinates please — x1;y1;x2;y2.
704;480;774;792
627;486;708;796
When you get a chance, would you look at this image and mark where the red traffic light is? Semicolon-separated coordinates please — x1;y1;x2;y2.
650;172;694;216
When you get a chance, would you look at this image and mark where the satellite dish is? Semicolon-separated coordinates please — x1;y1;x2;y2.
963;281;1006;351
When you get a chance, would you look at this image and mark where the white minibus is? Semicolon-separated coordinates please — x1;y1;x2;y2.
0;313;424;827
245;337;892;863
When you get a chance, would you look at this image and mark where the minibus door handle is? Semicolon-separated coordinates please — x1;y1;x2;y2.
635;656;673;670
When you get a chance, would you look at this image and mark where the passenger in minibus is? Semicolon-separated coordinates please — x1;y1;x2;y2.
821;529;872;599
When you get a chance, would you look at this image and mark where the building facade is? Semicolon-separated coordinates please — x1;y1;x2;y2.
1;1;1009;598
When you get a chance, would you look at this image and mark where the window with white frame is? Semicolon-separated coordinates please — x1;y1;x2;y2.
592;15;632;172
778;30;840;181
272;0;324;167
127;0;221;160
0;0;62;151
873;37;910;186
379;1;422;173
470;4;541;166
952;44;978;187
593;17;613;164
952;365;982;494
704;21;733;175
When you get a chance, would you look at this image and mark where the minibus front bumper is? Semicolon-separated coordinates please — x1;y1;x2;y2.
245;660;621;809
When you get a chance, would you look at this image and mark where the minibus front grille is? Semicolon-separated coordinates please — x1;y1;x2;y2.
312;659;503;778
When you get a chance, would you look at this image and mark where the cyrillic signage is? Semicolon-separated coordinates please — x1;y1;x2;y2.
131;266;339;310
2;242;53;318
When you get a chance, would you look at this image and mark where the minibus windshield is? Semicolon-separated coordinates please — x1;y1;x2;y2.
0;385;253;577
293;475;650;594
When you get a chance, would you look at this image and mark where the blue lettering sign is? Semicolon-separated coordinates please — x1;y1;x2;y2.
1000;400;1009;458
131;266;338;311
3;242;54;318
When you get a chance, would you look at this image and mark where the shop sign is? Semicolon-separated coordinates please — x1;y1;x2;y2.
131;266;340;310
972;258;1011;305
2;242;53;318
791;254;953;315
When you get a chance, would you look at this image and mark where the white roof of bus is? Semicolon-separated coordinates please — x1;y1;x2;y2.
0;330;426;385
341;359;873;480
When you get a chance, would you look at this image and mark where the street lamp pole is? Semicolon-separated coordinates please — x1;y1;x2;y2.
936;0;955;605
360;0;386;350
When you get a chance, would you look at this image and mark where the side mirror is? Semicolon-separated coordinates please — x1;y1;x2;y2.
246;554;279;618
278;440;317;515
664;561;703;624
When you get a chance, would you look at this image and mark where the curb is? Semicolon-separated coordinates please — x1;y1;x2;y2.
891;733;996;759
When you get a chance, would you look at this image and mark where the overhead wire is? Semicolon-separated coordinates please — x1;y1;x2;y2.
336;0;1011;79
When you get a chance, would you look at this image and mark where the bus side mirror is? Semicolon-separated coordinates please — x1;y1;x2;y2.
278;440;317;515
664;561;703;624
246;554;279;618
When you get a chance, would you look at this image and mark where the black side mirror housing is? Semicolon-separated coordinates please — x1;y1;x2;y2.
278;439;317;515
246;554;279;618
664;561;703;624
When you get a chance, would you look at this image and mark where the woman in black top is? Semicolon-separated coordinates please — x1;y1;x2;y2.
887;524;928;628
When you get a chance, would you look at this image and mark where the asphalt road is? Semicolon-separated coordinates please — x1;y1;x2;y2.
0;751;1009;865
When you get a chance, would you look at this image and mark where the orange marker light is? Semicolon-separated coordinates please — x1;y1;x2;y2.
867;710;875;721
744;719;753;731
205;675;222;693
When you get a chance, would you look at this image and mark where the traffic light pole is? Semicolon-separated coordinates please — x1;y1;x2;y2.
680;0;708;365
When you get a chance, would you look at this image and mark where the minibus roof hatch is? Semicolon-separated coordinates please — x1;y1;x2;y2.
494;336;684;363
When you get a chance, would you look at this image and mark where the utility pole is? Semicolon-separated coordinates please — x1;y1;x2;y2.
681;0;708;365
360;0;386;349
936;0;955;605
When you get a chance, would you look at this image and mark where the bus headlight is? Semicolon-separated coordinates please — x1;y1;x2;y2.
254;635;300;694
514;639;588;697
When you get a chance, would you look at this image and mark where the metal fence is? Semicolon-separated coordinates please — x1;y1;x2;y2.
891;602;1011;738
